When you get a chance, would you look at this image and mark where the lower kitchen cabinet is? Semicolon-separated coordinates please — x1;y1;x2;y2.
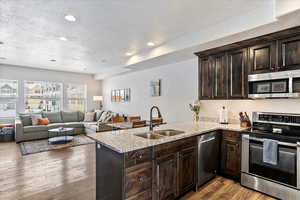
96;137;197;200
155;154;178;200
154;137;197;200
96;131;244;200
178;147;196;195
220;131;241;179
125;162;152;199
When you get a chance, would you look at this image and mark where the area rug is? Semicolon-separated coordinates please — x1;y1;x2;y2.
20;135;95;155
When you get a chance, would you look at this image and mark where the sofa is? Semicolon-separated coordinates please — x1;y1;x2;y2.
15;110;119;142
15;111;86;142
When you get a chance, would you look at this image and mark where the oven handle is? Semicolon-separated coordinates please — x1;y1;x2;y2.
247;136;297;147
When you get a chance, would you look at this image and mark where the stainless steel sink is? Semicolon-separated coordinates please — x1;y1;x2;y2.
155;129;185;136
135;132;164;139
135;129;185;139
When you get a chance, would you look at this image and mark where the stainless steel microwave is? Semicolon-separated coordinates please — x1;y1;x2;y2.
248;70;300;99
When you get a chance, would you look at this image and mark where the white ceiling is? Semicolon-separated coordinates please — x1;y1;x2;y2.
0;0;282;78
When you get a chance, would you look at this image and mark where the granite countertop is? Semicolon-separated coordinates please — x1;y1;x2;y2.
87;121;247;153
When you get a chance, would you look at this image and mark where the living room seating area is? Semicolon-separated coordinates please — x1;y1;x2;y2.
14;110;121;142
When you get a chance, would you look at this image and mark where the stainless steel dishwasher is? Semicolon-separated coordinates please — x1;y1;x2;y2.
197;131;220;187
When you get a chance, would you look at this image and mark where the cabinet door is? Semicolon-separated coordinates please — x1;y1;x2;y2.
212;54;228;99
278;35;300;71
221;139;241;179
156;154;177;200
228;48;248;99
199;57;214;99
178;148;196;195
249;42;276;74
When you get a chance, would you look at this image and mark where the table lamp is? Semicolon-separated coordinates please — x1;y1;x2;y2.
93;96;103;109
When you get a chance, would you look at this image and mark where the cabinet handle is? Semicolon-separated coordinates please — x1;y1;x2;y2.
156;164;160;199
137;175;143;182
136;153;143;159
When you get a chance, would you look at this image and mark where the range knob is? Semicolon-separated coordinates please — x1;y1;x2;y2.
284;116;290;123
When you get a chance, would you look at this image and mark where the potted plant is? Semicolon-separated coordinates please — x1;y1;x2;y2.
189;100;201;123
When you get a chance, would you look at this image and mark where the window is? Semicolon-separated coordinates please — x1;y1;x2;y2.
66;84;87;112
0;79;18;119
24;81;62;113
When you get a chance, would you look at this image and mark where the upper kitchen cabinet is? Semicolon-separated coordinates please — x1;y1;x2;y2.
198;56;214;99
198;54;228;100
212;53;228;99
249;42;277;74
278;35;300;71
228;48;248;99
195;26;300;100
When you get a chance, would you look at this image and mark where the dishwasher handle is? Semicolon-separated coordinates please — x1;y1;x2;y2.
199;137;215;144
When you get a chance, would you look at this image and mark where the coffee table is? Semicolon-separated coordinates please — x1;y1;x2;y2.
48;127;74;144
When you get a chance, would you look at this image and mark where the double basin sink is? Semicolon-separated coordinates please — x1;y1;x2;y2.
135;129;185;140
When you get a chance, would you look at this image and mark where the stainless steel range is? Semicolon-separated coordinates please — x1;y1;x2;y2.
241;112;300;200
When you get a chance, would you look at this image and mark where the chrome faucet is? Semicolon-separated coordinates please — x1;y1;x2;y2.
149;106;162;131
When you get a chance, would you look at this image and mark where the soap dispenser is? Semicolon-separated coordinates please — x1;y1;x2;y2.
219;106;228;124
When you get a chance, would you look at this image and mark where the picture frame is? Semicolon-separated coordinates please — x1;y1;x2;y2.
111;90;116;102
111;88;131;102
120;89;125;102
150;79;161;97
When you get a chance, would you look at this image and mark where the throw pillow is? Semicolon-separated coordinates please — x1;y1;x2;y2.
103;111;113;123
84;112;95;122
31;114;42;125
38;118;50;125
98;111;108;123
19;115;32;126
95;110;104;121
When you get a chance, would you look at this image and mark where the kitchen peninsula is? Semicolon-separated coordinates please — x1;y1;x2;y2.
88;121;245;200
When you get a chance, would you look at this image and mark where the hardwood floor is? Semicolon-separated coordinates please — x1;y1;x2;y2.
0;142;274;200
0;142;96;200
181;177;275;200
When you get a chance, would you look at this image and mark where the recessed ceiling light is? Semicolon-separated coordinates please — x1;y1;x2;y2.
50;59;56;62
0;57;6;60
126;52;134;56
64;15;76;22
83;67;87;71
0;41;3;45
59;36;68;41
147;42;155;47
101;59;107;63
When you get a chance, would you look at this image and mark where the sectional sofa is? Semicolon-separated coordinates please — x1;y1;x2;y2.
15;110;115;143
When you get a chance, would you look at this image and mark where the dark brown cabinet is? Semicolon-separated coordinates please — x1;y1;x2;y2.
212;54;228;99
199;57;214;99
199;54;228;100
154;137;197;200
220;131;241;179
196;26;300;100
249;42;277;74
178;147;196;194
125;162;152;199
228;48;248;99
156;154;177;200
278;35;300;71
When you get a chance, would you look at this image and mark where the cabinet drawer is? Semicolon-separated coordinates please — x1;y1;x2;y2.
222;131;241;142
125;162;152;198
154;137;196;158
125;147;152;168
126;189;152;200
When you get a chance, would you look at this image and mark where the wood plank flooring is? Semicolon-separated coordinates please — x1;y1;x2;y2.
0;142;274;200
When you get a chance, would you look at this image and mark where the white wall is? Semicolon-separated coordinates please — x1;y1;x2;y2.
102;59;198;122
276;0;300;17
0;64;102;114
103;59;300;124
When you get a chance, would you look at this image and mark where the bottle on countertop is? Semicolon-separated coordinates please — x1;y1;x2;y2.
219;106;229;124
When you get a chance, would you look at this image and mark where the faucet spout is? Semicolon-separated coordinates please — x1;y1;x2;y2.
150;106;162;131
